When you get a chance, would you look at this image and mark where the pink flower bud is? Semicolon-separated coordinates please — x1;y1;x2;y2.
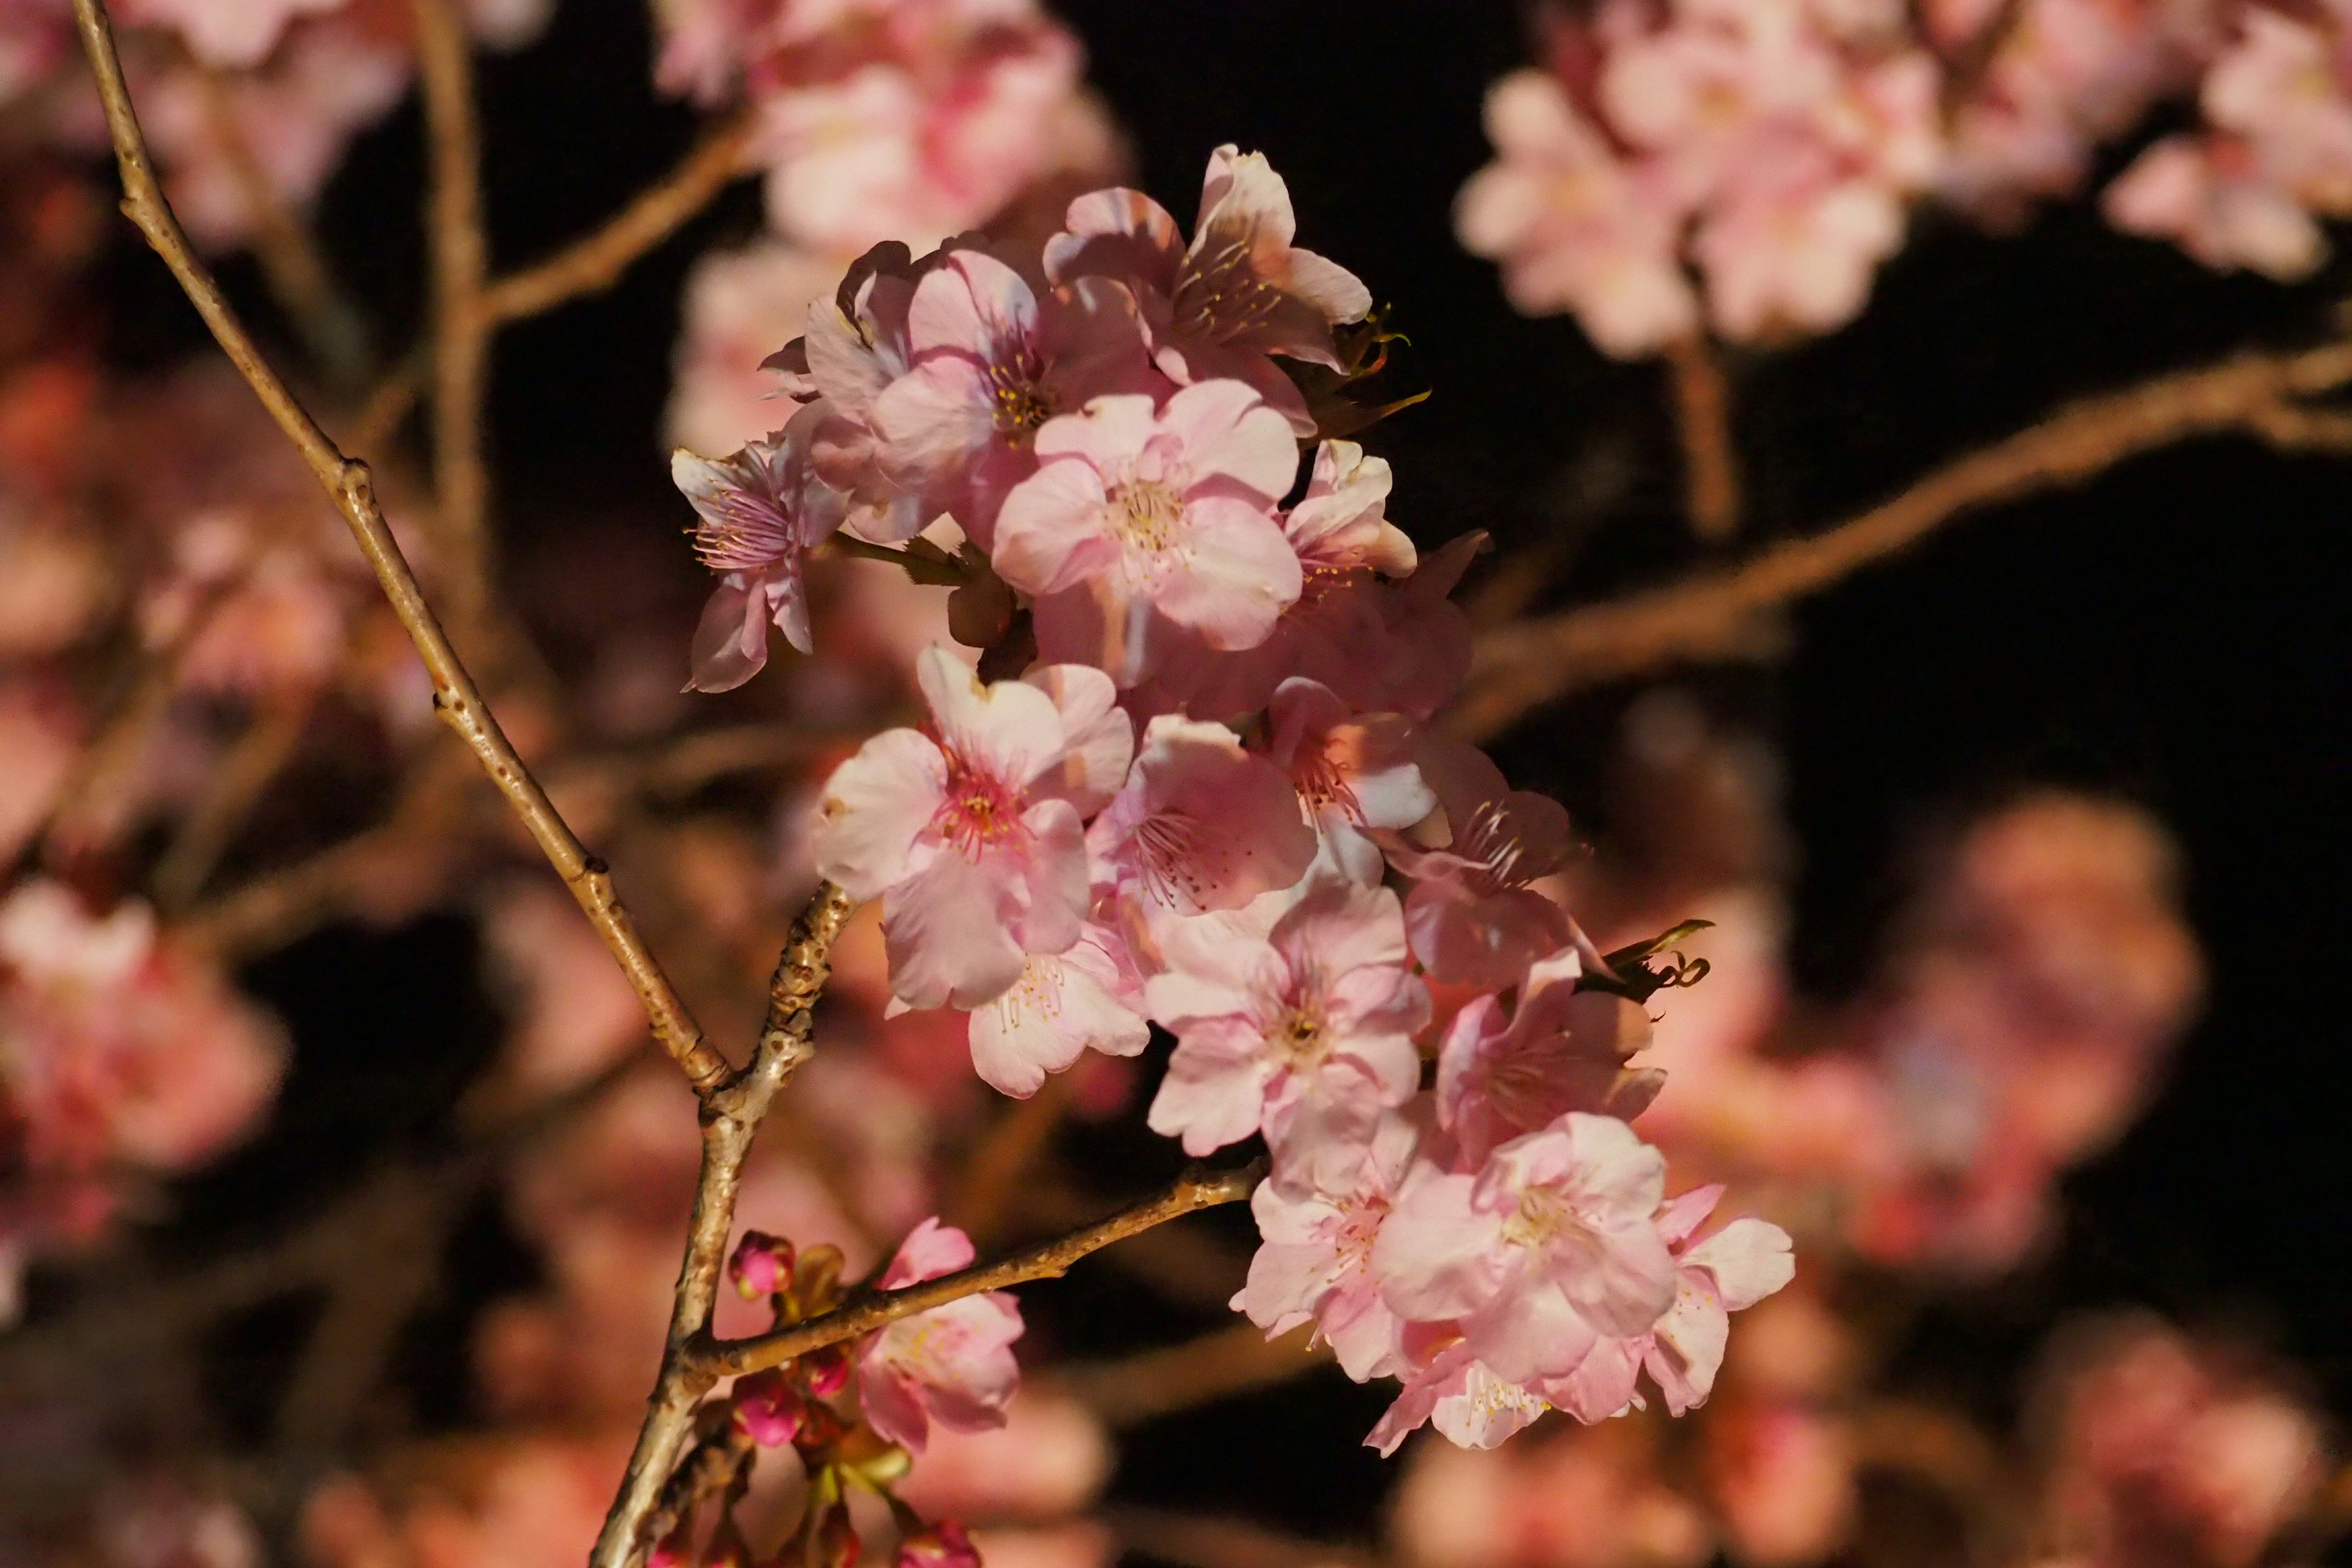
897;1519;980;1568
800;1344;852;1398
729;1231;795;1300
733;1369;806;1447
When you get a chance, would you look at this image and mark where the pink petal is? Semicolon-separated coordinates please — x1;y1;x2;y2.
1159;380;1301;503
884;853;1030;1010
1682;1218;1796;1311
992;456;1117;597
813;729;949;900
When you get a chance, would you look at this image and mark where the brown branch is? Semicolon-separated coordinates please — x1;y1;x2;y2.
948;1071;1076;1248
478;112;753;326
1452;341;2352;739
1662;333;1741;543
409;0;494;652
702;1160;1265;1382
588;881;856;1568
1057;1322;1331;1430
151;692;313;910
70;0;730;1093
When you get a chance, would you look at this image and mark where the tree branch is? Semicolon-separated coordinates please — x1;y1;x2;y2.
69;0;731;1094
1057;1321;1331;1430
478;111;753;326
702;1160;1265;1381
1452;341;2352;739
409;0;496;652
1662;333;1741;543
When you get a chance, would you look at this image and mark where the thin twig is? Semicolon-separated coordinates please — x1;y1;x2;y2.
589;881;858;1568
151;692;314;910
70;0;731;1093
703;1160;1265;1381
478;112;753;325
1662;333;1740;543
1453;341;2352;739
409;0;495;654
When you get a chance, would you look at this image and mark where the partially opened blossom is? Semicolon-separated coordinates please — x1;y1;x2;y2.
1235;1109;1420;1379
1087;714;1316;919
1366;1333;1554;1457
1145;872;1429;1171
857;1218;1025;1452
1438;951;1662;1163
674;401;853;693
1264;677;1433;881
967;912;1148;1099
1375;1112;1677;1384
1387;739;1582;989
813;649;1131;1009
870;247;1163;545
998;380;1302;677
1046;145;1371;433
1456;70;1698;357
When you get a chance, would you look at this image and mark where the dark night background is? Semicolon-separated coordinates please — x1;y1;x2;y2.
90;0;2352;1544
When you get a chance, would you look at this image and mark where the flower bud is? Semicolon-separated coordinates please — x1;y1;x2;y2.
799;1343;852;1398
897;1520;979;1568
838;1425;911;1488
730;1231;795;1301
794;1397;850;1455
816;1501;862;1568
733;1368;806;1447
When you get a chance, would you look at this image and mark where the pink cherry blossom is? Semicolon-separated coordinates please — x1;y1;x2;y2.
674;401;854;693
997;380;1302;674
2105;135;2324;279
666;240;840;457
967;910;1148;1099
1144;871;1429;1171
1086;714;1316;919
1374;1112;1677;1384
857;1217;1025;1452
1387;739;1581;990
1365;1332;1555;1457
1437;951;1662;1163
1455;70;1699;357
1264;677;1434;880
1235;1108;1420;1379
1046;145;1372;434
1544;1185;1795;1422
812;648;1130;1009
731;1368;806;1446
870;247;1163;546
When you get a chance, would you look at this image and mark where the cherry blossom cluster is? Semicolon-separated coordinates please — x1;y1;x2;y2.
1462;0;2352;358
654;0;1115;258
0;876;284;1317
669;145;1796;1453
663;1221;1019;1568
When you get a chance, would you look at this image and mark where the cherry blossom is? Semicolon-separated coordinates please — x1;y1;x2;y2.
117;0;350;69
1374;1111;1678;1384
1385;739;1582;990
997;380;1302;676
1437;951;1662;1163
1263;677;1433;880
1086;714;1316;919
1046;145;1372;434
870;247;1163;545
1365;1332;1556;1457
674;401;854;693
813;647;1129;1009
965;908;1148;1099
856;1218;1025;1452
1234;1108;1420;1379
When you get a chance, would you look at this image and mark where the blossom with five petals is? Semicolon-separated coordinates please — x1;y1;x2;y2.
812;648;1131;1009
856;1218;1025;1453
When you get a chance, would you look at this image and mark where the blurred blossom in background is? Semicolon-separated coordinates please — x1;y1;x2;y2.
3;3;2351;1568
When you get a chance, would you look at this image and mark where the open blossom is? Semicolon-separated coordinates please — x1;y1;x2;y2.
675;401;853;693
1376;1112;1677;1384
1235;1109;1420;1379
870;248;1163;545
1549;1185;1796;1422
1145;871;1429;1172
998;380;1302;677
1087;714;1316;919
857;1218;1025;1452
1456;71;1698;356
1387;739;1581;989
1438;951;1662;1163
1046;145;1371;435
1264;677;1433;881
813;648;1131;1009
967;907;1148;1099
1366;1331;1558;1456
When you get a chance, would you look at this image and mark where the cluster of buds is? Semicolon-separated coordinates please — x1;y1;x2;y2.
669;146;1793;1457
647;1222;1011;1568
